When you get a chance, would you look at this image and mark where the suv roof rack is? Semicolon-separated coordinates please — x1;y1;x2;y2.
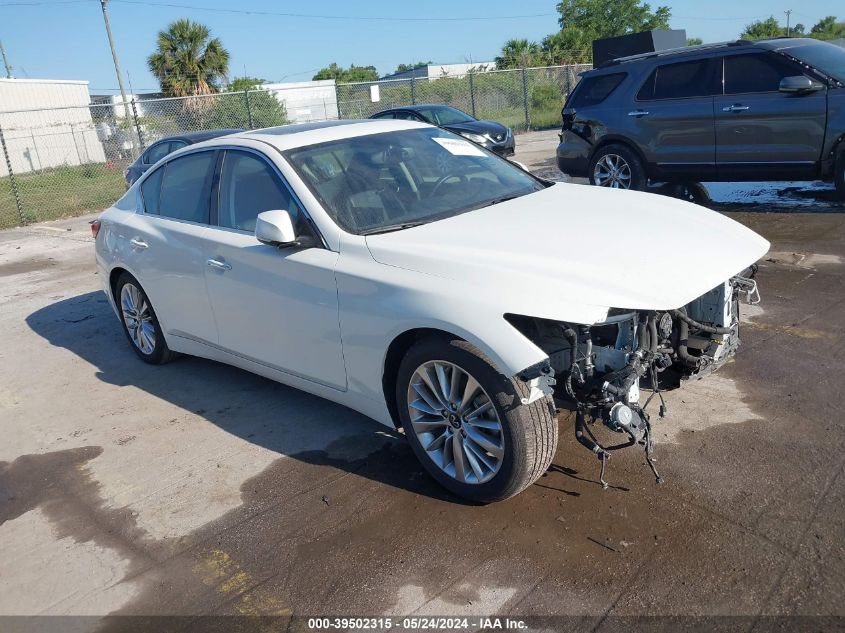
597;40;750;68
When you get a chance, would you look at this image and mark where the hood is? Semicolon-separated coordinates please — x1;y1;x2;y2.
365;183;770;324
443;120;509;139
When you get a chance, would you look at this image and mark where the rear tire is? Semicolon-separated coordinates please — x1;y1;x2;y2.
835;152;845;201
589;144;646;191
396;335;557;503
669;181;711;205
115;272;176;365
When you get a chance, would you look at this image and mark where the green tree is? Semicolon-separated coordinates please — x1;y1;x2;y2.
739;16;797;39
207;81;288;130
147;19;229;97
495;38;545;68
809;16;845;40
556;0;671;37
519;0;671;65
312;63;379;82
226;76;266;92
394;61;432;73
687;37;703;45
541;30;592;64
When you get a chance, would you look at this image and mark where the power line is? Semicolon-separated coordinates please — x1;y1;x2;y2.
108;0;556;22
673;14;773;21
1;0;94;5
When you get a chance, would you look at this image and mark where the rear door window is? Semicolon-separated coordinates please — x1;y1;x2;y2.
143;142;172;165
638;58;721;100
394;111;423;121
157;151;216;224
569;73;626;107
724;53;801;94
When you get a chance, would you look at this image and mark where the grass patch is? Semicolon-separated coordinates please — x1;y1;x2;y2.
0;163;127;229
474;106;561;133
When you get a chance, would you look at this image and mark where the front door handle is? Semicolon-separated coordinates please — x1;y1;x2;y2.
627;110;650;117
206;258;232;272
722;105;750;112
129;237;148;249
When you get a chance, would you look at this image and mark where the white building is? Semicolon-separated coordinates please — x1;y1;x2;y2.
0;78;106;176
381;62;496;81
259;79;339;123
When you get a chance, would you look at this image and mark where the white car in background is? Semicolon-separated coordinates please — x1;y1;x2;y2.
93;120;769;502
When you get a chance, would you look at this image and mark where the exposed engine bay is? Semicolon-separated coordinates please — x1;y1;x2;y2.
510;266;761;488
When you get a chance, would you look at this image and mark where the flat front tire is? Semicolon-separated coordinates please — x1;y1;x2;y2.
396;336;557;503
115;272;175;365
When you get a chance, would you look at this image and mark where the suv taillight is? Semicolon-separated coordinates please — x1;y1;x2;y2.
90;219;101;239
561;108;576;131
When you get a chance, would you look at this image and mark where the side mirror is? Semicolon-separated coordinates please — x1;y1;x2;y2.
779;75;823;93
255;210;298;247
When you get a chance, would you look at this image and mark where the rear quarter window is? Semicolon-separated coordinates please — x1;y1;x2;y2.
140;167;163;215
568;73;627;108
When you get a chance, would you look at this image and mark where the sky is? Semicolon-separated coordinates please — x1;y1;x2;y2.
0;0;839;94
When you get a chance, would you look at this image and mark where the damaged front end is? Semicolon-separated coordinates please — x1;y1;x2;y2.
508;266;760;488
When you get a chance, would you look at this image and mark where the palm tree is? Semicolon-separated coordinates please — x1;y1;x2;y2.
148;19;229;97
495;39;543;69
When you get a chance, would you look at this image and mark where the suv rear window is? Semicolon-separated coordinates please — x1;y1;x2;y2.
637;58;721;100
569;73;626;107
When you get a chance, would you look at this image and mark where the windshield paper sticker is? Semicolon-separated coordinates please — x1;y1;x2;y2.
432;137;487;157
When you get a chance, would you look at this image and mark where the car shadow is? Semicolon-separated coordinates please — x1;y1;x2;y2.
25;291;465;503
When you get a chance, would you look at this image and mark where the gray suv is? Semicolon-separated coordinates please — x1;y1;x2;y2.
556;38;845;198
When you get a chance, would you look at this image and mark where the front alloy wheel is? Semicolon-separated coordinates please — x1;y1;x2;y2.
397;336;558;503
407;361;505;484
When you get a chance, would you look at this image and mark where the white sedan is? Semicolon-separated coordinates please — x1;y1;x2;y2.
94;119;769;501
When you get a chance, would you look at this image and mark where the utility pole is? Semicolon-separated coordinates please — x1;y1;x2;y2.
99;0;134;142
0;41;12;78
784;9;793;37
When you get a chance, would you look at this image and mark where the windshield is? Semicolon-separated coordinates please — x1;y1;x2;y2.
781;42;845;84
285;127;544;235
416;106;475;125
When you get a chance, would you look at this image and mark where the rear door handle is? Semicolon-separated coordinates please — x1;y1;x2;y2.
129;237;148;249
627;110;650;117
206;258;232;271
722;105;750;112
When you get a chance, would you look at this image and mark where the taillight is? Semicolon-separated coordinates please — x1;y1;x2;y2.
90;219;101;239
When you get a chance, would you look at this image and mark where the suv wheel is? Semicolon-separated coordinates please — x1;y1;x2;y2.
589;144;646;191
835;152;845;201
396;336;558;503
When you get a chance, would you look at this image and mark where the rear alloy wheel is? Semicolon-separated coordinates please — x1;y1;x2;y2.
397;336;557;503
589;144;646;191
115;272;175;365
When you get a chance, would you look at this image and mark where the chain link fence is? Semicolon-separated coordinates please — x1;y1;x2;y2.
0;64;590;228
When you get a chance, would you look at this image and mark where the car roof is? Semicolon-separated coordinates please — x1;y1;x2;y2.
376;104;462;113
753;37;832;52
596;40;755;70
168;128;243;143
199;119;432;151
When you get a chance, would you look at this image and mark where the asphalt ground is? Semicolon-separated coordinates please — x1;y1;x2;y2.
1;130;843;632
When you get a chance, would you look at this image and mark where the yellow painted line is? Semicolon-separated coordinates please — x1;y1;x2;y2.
193;548;291;616
744;320;833;340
